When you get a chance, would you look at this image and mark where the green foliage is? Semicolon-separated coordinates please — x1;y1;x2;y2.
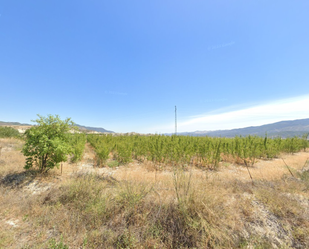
87;133;309;169
22;115;75;173
68;133;86;163
107;160;119;168
115;143;132;164
301;133;309;151
96;145;110;166
0;126;20;138
48;235;69;249
87;135;110;166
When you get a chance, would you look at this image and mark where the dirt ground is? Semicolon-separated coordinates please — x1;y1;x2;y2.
1;139;309;248
1;139;308;204
54;143;309;184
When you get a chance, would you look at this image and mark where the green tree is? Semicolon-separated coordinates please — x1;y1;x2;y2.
22;115;75;173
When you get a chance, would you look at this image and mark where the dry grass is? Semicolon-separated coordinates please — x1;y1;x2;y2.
214;151;309;182
0;138;25;176
1;138;309;248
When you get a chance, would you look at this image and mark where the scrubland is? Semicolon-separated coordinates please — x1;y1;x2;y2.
1;137;309;248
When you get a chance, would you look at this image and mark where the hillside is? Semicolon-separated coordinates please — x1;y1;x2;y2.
0;121;31;126
0;121;114;134
180;118;309;137
75;124;114;133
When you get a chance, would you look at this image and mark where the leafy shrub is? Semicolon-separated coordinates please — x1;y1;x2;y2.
69;133;86;163
107;160;119;168
0;126;20;138
22;115;75;173
95;145;110;166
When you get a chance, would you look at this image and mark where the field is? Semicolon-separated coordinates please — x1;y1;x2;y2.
1;135;309;248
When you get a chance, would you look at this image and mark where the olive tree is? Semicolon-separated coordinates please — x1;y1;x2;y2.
22;115;75;173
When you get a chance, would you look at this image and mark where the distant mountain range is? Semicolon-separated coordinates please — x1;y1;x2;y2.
75;124;114;133
2;118;309;137
177;118;309;138
0;121;31;126
0;121;114;133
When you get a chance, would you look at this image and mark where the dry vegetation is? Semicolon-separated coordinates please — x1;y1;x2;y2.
1;138;309;248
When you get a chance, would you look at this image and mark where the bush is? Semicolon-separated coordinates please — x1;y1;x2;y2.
22;115;75;173
69;134;86;163
0;126;20;138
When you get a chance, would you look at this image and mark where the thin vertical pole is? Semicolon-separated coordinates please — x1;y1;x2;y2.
175;106;177;135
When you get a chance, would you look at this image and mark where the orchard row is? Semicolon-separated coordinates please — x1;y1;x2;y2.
80;134;309;169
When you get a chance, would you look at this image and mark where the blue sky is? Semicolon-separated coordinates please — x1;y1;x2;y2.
1;1;308;133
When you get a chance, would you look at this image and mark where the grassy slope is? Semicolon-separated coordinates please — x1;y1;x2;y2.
1;138;309;248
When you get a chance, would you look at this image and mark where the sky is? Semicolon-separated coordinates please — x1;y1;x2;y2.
0;1;308;133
